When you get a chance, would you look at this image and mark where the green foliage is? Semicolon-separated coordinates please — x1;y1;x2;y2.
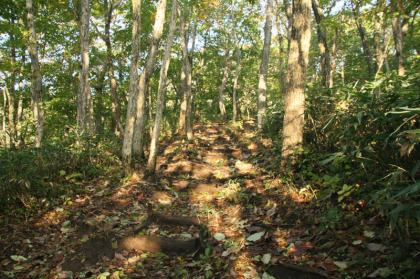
0;136;122;216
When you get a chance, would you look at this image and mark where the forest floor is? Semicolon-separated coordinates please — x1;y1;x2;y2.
0;120;403;278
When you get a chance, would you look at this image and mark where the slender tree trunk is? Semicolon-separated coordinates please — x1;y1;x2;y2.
391;16;405;76
2;86;6;148
232;47;242;122
284;0;293;49
132;0;167;158
257;0;273;129
146;0;177;174
329;27;337;88
75;0;91;138
93;58;107;134
353;5;374;78
104;0;124;137
122;0;142;176
312;0;330;87
373;1;385;73
177;6;192;138
218;49;231;119
186;16;196;140
26;0;45;147
280;0;312;168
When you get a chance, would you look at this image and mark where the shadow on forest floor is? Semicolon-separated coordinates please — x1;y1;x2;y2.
1;120;401;278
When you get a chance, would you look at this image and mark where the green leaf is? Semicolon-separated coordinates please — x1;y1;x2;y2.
214;233;226;241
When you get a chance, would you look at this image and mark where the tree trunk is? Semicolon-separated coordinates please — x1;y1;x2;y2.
232;47;242;122
185;15;196;141
353;5;374;78
104;0;124;138
146;0;178;174
177;6;192;138
218;49;231;119
74;0;91;138
373;1;385;73
280;0;311;168
312;0;330;87
26;0;45;147
132;0;167;158
329;27;337;88
122;0;142;175
257;0;273;129
391;16;405;76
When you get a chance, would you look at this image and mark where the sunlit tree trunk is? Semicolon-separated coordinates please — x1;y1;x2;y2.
26;0;45;147
257;0;273;129
232;47;241;122
104;0;124;137
186;17;196;140
391;16;405;76
280;0;311;168
373;1;385;73
218;49;231;119
132;0;167;158
312;0;330;87
146;0;178;174
122;0;142;176
329;27;337;88
178;6;192;137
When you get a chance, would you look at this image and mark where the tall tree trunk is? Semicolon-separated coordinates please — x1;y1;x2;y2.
146;0;177;174
329;27;337;88
218;49;231;119
122;0;142;176
185;16;196;140
312;0;330;87
391;16;405;76
257;0;273;129
26;0;45;147
75;0;91;138
104;0;124;137
280;0;311;168
352;5;374;78
373;0;385;73
232;47;241;122
2;86;6;148
132;0;167;158
177;6;193;138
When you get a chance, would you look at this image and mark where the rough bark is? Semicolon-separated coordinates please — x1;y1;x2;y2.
280;0;311;168
218;49;231;119
75;0;91;138
104;0;124;137
257;0;273;129
26;0;45;147
132;0;167;158
312;0;330;87
122;0;142;175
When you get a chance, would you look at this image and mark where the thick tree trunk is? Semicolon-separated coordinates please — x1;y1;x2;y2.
26;0;45;147
122;0;142;175
280;0;311;168
104;0;124;138
232;47;241;122
132;0;167;158
391;16;405;76
177;6;192;138
312;0;330;87
218;49;231;119
75;0;91;138
257;0;273;129
146;0;178;174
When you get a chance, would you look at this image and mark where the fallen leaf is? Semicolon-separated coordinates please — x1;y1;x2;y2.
262;253;271;264
11;255;27;262
247;231;265;242
334;261;348;269
367;243;386;252
364;230;375;238
352;240;363;245
214;233;226;241
367;267;391;278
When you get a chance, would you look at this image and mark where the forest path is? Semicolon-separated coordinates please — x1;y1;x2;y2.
1;120;332;278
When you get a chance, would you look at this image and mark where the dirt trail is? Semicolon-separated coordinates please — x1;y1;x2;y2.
0;121;332;278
